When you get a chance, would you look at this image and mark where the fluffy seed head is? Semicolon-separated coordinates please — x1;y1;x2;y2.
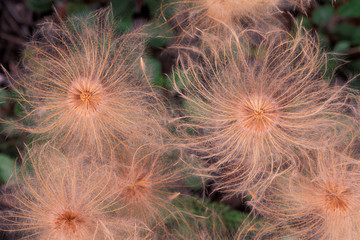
0;146;132;239
163;0;311;39
109;143;186;234
174;28;353;194
4;8;167;157
251;148;360;239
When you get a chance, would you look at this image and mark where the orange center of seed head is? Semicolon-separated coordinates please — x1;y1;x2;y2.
237;95;279;134
122;174;152;203
324;184;351;213
67;78;103;116
55;210;84;233
80;91;93;102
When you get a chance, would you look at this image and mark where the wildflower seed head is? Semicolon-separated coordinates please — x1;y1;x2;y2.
5;8;168;157
110;144;185;232
0;145;133;239
174;27;354;194
165;0;310;40
122;173;152;203
251;148;360;239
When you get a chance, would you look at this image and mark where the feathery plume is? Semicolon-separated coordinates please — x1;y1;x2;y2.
0;145;134;239
109;143;187;235
173;27;353;195
250;147;360;239
3;8;167;157
162;0;311;40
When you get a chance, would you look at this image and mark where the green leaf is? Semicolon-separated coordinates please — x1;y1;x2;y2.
185;175;203;190
173;196;251;232
338;0;360;18
144;0;162;16
144;57;163;87
347;59;360;72
346;60;360;89
0;154;16;184
114;18;133;34
66;2;91;16
333;41;351;53
14;102;25;117
323;58;339;80
318;32;330;50
109;0;135;19
312;5;333;25
296;16;312;30
166;69;189;90
27;0;55;13
145;20;173;48
333;24;360;45
0;89;9;107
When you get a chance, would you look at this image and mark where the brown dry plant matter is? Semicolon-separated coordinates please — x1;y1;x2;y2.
174;28;353;195
251;147;360;240
3;8;167;157
0;145;134;240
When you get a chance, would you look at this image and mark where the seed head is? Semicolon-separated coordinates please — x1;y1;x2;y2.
174;28;353;194
251;148;360;239
4;8;167;157
110;143;186;234
0;145;133;239
163;0;311;39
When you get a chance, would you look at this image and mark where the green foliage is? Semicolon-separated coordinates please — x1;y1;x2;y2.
146;20;174;48
166;69;189;90
333;41;351;53
108;0;135;33
28;0;55;13
0;154;16;184
66;2;91;16
338;0;360;18
185;174;203;190
297;16;312;30
114;18;133;33
109;0;135;20
302;0;360;88
14;102;24;118
145;57;164;87
174;196;251;233
144;0;162;16
312;5;333;25
347;60;360;88
0;89;9;107
333;24;360;45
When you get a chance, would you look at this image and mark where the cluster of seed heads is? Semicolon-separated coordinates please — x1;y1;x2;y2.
1;1;360;239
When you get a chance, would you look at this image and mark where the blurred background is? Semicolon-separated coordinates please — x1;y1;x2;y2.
0;0;359;236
